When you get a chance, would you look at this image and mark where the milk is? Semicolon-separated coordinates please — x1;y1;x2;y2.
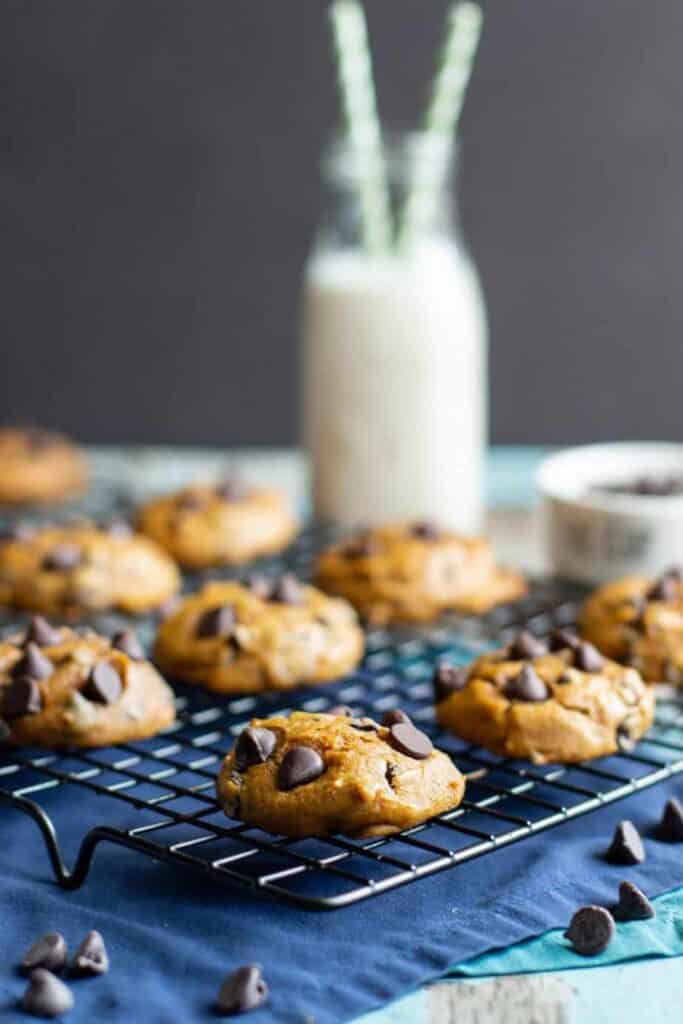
302;238;487;531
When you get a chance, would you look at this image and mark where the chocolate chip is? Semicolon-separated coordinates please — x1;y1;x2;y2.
389;722;433;759
104;518;133;539
508;631;549;659
234;727;277;771
343;534;377;558
549;628;581;652
328;705;354;717
382;709;411;727
176;491;205;511
246;574;273;600
158;595;182;620
13;643;53;681
42;544;82;572
278;746;325;790
21;968;74;1018
411;520;440;541
22;932;68;974
269;574;303;605
196;605;236;638
606;820;645;864
433;662;469;702
82;662;122;705
658;797;683;841
2;676;42;719
573;641;605;673
216;963;268;1015
614;880;655;922
616;722;636;754
647;573;679;602
215;478;248;502
70;930;109;977
112;629;145;661
564;906;615;956
25;616;62;648
504;664;550;702
0;522;35;544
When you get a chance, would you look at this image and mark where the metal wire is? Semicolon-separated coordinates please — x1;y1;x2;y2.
1;526;682;910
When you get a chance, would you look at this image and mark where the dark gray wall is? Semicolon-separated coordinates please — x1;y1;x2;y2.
1;1;682;446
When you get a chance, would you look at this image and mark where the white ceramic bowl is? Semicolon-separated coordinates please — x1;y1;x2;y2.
537;443;683;584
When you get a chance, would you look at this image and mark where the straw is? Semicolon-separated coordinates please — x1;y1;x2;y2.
398;1;483;250
328;0;393;254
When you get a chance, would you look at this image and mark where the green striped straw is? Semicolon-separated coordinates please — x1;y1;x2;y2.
328;0;393;255
398;1;483;251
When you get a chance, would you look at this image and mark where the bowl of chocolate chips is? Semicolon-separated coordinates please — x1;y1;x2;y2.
537;443;683;584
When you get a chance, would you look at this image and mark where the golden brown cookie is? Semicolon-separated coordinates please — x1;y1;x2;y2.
0;521;180;617
579;568;683;683
153;576;364;694
0;427;87;505
434;629;654;764
315;522;526;625
136;479;297;570
0;616;175;748
217;709;465;838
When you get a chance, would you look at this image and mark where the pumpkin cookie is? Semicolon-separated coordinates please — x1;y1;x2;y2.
434;630;654;764
315;522;526;625
0;616;175;748
0;427;86;505
137;479;297;570
217;709;465;838
0;520;180;617
579;568;683;683
153;576;364;694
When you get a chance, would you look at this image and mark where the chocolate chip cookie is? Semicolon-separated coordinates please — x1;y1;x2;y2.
137;479;297;570
0;427;87;505
579;568;683;683
315;522;526;625
0;521;180;617
434;630;654;764
0;617;175;747
153;576;364;694
217;710;465;838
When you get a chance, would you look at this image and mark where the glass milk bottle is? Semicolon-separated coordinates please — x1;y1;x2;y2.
301;135;487;532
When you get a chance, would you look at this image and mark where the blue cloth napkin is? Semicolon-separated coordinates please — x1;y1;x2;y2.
2;771;683;1024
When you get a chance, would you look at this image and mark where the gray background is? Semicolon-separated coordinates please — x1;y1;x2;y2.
1;1;682;446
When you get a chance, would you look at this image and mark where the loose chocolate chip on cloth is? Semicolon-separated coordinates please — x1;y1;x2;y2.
70;931;109;977
216;964;268;1015
21;969;74;1018
21;932;68;974
565;906;616;956
605;820;645;865
658;797;683;841
614;881;655;921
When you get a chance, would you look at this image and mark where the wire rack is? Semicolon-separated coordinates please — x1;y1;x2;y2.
2;524;683;911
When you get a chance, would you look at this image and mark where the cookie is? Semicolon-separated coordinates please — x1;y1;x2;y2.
579;568;683;683
435;630;654;764
153;576;364;694
0;521;180;617
0;617;175;748
136;479;297;570
0;427;86;505
217;710;465;838
315;522;526;625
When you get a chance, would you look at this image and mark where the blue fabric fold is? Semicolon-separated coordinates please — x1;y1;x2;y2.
2;773;683;1023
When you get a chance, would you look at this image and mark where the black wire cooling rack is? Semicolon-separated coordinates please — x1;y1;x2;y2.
2;523;683;911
